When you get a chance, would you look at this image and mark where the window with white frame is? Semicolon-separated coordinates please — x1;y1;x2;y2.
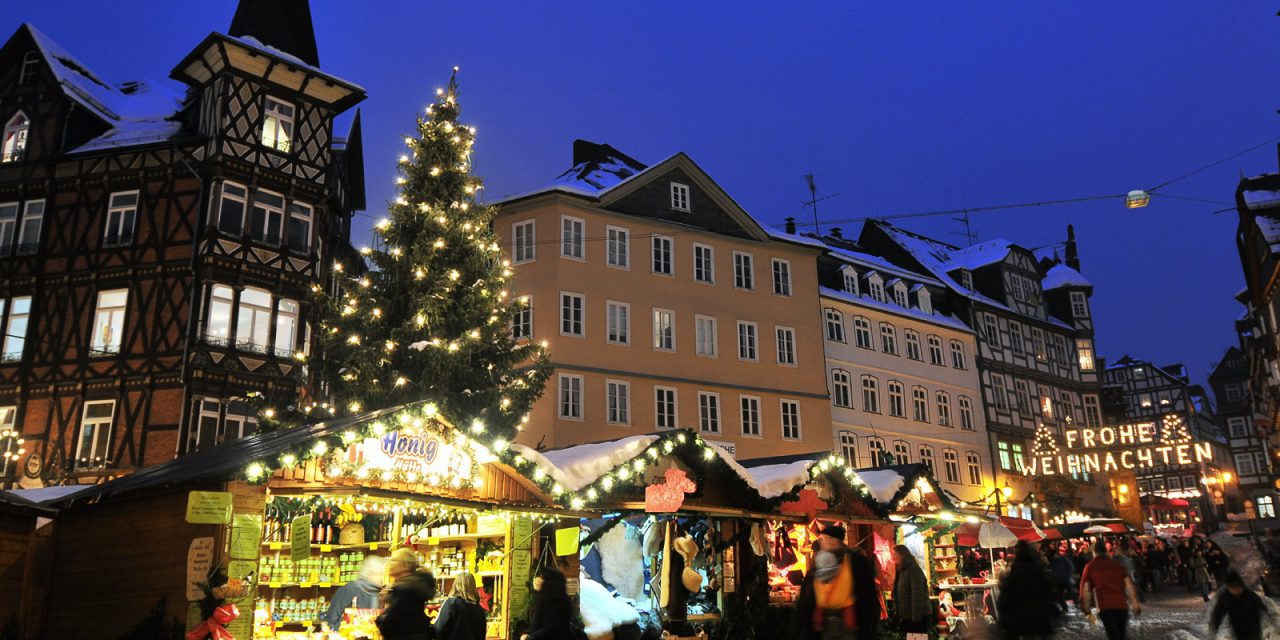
606;226;629;268
90;289;128;355
1015;380;1033;416
1077;339;1096;371
776;326;796;365
991;376;1009;411
781;400;801;440
286;202;313;252
733;252;754;290
652;235;673;275
943;449;961;483
104;192;137;247
772;259;792;296
966;452;983;485
1083;394;1101;427
1070;291;1089;318
959;396;974;430
912;386;929;422
1058;391;1075;424
15;200;42;254
2;112;28;163
606;380;630;424
904;329;921;360
1259;496;1277;519
653;308;675;351
274;298;298;357
740;395;761;436
694;244;714;283
842;267;859;295
698;392;720;433
1237;453;1257;476
0;203;16;255
607;301;630;345
937;392;952;426
887;380;905;417
670;182;690;212
1031;329;1046;361
558;374;583;419
249;190;285;245
18;52;38;86
0;296;30;362
868;276;885;302
893;284;908;307
560;292;584;337
893;440;911;465
880;323;898;355
512;220;536;263
839;431;858;466
205;285;234;346
1041;395;1055;421
512;296;532;339
189;398;258;451
216;182;248;235
950;340;967;369
919;445;936;473
824;309;844;342
695;315;718;357
655;387;677;429
261;96;293;152
831;369;852;408
983;315;999;344
1228;417;1249;439
862;376;880;413
917;289;932;314
736;321;759;361
561;216;584;259
867;437;886;466
236;287;274;353
928;335;944;365
1167;476;1182;491
75;400;115;469
853;316;873;349
1225;383;1243;402
1010;326;1024;353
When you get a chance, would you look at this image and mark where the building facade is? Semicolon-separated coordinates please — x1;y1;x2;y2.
1208;346;1277;521
494;140;832;459
0;2;362;485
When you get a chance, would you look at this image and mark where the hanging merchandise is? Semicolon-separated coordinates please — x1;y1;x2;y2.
749;524;767;557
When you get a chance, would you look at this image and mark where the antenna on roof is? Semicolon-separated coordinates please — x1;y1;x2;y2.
802;173;839;235
952;208;977;246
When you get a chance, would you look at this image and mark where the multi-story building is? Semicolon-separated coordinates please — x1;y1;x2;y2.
493;140;832;459
810;228;993;503
0;1;363;485
858;221;1108;518
1208;346;1277;521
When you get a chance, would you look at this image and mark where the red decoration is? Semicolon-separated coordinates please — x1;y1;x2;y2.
186;603;238;640
645;468;696;512
780;489;826;520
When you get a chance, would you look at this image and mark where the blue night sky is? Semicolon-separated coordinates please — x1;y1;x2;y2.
14;2;1280;392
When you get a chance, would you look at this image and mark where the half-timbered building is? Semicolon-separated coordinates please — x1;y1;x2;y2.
0;0;363;485
1207;346;1277;522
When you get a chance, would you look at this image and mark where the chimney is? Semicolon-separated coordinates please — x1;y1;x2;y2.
830;227;843;239
1065;224;1080;271
785;217;796;234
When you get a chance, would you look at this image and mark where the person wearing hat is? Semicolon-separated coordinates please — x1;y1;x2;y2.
377;548;439;640
799;523;858;640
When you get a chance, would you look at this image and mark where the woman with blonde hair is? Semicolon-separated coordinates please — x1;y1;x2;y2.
435;571;487;640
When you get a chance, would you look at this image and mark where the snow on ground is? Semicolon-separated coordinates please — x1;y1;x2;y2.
1052;592;1208;640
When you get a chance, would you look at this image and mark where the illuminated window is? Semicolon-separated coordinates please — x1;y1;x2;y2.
1041;395;1054;420
652;308;674;350
2;112;29;163
695;315;717;357
236;288;273;353
1258;496;1276;519
205;285;234;346
274;298;298;357
74;400;115;470
261;96;293;152
90;289;129;355
1077;339;1096;371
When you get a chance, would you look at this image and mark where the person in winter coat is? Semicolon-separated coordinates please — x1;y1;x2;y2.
326;555;385;631
1047;544;1074;613
1209;570;1280;640
521;567;573;640
849;545;881;640
377;548;439;640
892;545;932;634
998;542;1059;639
1191;549;1214;602
436;572;488;640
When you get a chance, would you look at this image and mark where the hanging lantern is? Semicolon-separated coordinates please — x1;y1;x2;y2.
1126;190;1150;208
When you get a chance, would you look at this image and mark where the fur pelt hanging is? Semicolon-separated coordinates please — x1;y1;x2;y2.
600;521;645;600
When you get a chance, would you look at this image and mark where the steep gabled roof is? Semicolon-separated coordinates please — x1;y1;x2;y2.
1042;263;1092;291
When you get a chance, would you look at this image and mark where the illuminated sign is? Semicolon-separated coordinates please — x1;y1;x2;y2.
645;468;696;512
332;425;477;485
1025;415;1212;476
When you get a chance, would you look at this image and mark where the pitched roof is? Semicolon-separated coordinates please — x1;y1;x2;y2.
1042;263;1092;291
943;239;1015;271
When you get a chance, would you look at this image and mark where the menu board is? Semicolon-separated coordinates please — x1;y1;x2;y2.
508;516;535;623
185;491;233;524
290;514;313;562
186;537;215;601
230;514;262;560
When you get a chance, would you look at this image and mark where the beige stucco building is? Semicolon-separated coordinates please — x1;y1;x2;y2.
492;141;832;459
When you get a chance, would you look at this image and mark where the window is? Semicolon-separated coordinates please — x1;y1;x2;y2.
189;399;258;451
18;52;38;86
937;392;953;427
928;335;944;365
966;452;983;485
695;315;717;357
512;296;532;339
1225;384;1243;402
1259;496;1277;519
236;288;273;353
737;321;758;360
780;400;801;440
75;400;115;469
698;392;721;433
880;323;898;355
104;192;138;247
261;97;293;152
1083;395;1101;427
1015;380;1033;416
1010;326;1024;353
274;298;298;357
839;431;858;466
998;441;1026;472
887;381;905;417
1139;394;1153;410
1137;480;1150;494
918;445;935;473
842;268;859;295
2;112;28;163
249;190;285;245
90;289;128;355
950;340;967;369
904;329;922;360
868;277;885;303
943;450;961;484
893;441;911;465
776;326;796;365
606;226;629;268
694;244;715;283
772;259;792;296
1031;329;1046;361
1;296;30;362
912;386;929;422
655;387;677;429
1167;476;1182;491
1077;339;1095;371
558;375;583;419
917;289;933;314
1228;417;1249;439
216;182;248;235
1058;391;1075;424
561;216;584;259
653;308;675;351
16;200;42;254
286;202;312;252
606;380;630;424
733;252;754;290
1041;395;1055;421
824;309;844;342
831;370;852;408
512;220;535;263
741;395;761;436
670;182;690;212
853;316;873;349
991;376;1009;411
606;301;630;345
205;285;234;345
0;203;15;255
867;437;886;466
862;376;880;413
560;292;584;337
893;284;908;307
1237;453;1257;476
1070;292;1089;318
652;236;673;275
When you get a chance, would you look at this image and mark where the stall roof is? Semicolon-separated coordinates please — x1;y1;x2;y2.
737;453;953;513
0;488;56;517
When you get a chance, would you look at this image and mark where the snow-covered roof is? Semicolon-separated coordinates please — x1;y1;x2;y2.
819;286;973;333
6;485;95;505
511;435;659;492
736;454;951;512
743;460;818;499
1243;189;1280;211
1042;263;1092;291
228;35;366;92
856;469;907;505
1256;214;1280;248
765;228;828;249
942;239;1014;271
824;245;945;287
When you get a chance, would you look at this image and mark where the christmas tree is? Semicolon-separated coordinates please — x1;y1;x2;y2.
1031;424;1060;457
1160;414;1191;444
259;69;552;444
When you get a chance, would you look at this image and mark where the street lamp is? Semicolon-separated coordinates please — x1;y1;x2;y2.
0;428;25;489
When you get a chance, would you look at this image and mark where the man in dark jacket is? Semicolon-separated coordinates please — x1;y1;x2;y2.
1209;570;1279;640
378;548;438;640
998;542;1058;639
849;546;880;640
1146;542;1168;593
327;555;385;631
1046;545;1073;613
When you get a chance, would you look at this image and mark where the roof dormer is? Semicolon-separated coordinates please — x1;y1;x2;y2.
913;285;932;315
840;265;859;295
865;271;885;303
889;279;909;307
